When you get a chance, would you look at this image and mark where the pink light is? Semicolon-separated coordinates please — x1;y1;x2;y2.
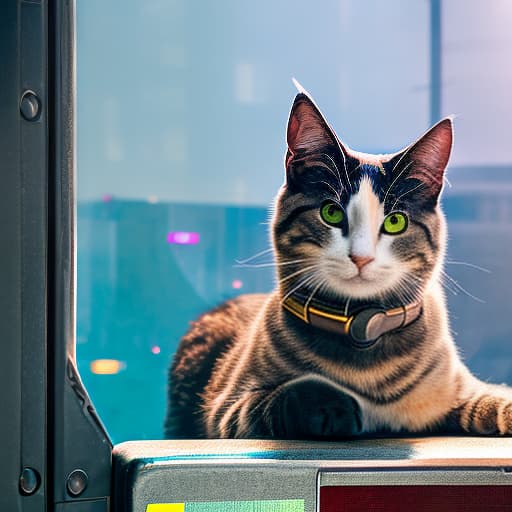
151;345;161;355
232;279;243;289
102;194;113;203
167;231;200;245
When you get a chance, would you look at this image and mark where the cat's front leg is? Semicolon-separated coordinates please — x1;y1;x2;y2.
445;387;512;435
208;375;362;439
262;375;362;440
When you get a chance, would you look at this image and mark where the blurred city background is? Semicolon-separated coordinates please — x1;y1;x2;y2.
76;0;512;442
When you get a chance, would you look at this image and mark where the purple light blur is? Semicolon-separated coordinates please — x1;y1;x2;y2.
167;231;200;245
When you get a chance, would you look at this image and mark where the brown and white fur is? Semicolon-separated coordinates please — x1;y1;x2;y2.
165;89;512;439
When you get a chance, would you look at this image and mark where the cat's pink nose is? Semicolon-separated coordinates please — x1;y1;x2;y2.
349;254;374;270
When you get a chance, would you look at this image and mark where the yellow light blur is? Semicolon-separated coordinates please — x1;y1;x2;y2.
90;359;125;375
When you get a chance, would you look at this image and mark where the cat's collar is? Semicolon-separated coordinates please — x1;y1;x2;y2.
282;291;422;349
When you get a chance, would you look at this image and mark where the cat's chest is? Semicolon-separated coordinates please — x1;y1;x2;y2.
315;349;457;432
360;374;458;432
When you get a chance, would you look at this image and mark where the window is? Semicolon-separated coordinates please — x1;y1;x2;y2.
441;0;512;384
76;0;511;443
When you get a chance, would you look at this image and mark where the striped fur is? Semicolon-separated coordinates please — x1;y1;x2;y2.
165;91;512;439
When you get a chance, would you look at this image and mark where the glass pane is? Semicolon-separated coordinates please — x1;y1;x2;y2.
77;0;440;443
442;0;512;165
441;1;512;384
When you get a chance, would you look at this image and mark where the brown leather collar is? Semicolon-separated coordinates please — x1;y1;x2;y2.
282;292;422;349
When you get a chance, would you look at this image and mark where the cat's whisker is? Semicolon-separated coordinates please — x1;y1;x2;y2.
236;263;274;269
408;277;424;287
445;261;491;274
339;148;353;194
394;276;423;303
391;144;415;174
399;275;424;299
323;153;345;195
310;180;341;201
441;270;485;303
304;280;324;312
236;258;312;269
439;271;458;293
391;282;410;304
318;150;351;193
440;277;459;296
281;273;319;304
391;182;425;211
235;262;276;269
397;283;414;302
278;265;318;285
235;248;274;265
307;159;342;196
383;161;414;210
308;159;341;188
344;297;351;317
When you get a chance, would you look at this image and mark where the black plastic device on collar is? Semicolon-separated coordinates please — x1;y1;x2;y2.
282;291;422;350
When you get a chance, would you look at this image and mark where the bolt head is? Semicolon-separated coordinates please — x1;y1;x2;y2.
19;467;40;495
20;90;41;121
66;469;88;497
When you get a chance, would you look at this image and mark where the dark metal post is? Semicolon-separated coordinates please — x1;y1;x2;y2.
0;1;48;510
48;0;112;510
430;0;442;124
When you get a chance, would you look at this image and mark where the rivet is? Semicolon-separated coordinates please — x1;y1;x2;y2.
66;469;88;497
20;90;41;121
19;467;41;495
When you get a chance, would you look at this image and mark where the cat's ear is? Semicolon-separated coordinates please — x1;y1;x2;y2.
285;92;347;166
389;118;453;203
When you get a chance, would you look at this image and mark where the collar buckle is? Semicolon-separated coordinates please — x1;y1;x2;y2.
349;308;387;348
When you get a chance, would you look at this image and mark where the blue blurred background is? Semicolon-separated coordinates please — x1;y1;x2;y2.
76;0;512;443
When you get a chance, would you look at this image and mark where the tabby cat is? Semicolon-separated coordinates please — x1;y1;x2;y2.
165;86;512;440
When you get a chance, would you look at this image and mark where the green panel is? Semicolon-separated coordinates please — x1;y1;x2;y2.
187;500;304;512
147;501;304;512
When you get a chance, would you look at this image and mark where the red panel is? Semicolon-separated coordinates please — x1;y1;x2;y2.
320;485;512;512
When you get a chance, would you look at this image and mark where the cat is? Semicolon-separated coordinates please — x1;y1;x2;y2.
164;86;512;440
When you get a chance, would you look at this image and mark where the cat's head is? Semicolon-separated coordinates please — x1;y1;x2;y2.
273;90;452;306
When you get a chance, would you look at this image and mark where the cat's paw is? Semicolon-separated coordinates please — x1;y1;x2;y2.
460;394;512;435
266;375;362;439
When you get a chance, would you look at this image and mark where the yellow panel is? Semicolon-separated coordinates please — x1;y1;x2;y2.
146;504;185;512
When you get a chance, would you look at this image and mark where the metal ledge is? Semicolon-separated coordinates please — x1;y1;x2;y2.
114;437;512;468
112;438;512;512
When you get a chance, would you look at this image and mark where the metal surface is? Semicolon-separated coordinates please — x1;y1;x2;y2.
0;0;48;511
48;0;112;509
0;3;23;508
19;2;49;510
112;438;512;512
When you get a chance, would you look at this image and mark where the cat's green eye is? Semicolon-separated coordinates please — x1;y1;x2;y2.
382;211;408;235
320;201;344;226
